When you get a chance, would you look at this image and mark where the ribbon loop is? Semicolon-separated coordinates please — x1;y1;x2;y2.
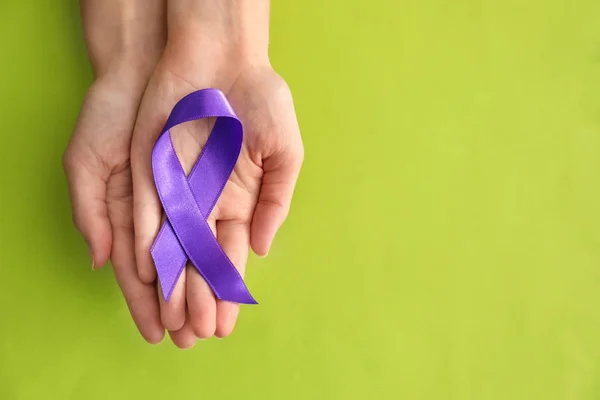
150;89;256;304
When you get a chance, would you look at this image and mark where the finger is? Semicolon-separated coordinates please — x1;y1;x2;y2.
186;265;217;339
63;147;112;269
158;268;186;331
215;220;250;338
168;311;197;350
186;218;217;339
111;225;164;344
131;90;169;284
250;150;303;256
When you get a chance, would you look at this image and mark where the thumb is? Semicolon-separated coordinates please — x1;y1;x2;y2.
63;147;112;269
250;148;303;257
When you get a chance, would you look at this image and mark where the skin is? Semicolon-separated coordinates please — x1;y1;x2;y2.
63;0;304;348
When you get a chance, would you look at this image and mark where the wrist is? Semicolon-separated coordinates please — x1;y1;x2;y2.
81;0;166;79
165;0;270;76
94;55;157;96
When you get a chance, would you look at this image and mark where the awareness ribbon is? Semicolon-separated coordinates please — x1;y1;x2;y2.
150;88;256;305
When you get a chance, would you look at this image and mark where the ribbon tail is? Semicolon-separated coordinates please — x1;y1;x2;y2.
151;222;187;302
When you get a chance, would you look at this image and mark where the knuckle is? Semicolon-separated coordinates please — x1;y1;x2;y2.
262;197;291;221
69;207;86;234
72;213;82;232
293;145;305;167
271;74;292;101
282;205;291;221
62;147;76;173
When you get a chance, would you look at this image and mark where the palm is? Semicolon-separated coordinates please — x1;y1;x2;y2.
217;68;300;227
130;61;303;347
65;76;139;265
65;76;166;344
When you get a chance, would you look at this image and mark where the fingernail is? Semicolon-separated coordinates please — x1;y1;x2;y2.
90;249;96;270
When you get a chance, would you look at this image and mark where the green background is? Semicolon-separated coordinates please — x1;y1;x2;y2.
1;0;599;398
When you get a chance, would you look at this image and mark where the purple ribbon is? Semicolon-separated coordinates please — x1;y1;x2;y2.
150;89;256;305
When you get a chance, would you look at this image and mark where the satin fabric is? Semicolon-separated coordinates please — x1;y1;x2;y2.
150;89;256;304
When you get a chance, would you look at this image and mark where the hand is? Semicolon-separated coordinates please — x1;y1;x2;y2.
63;0;167;343
131;50;303;347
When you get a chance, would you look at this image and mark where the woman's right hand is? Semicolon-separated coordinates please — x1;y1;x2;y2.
63;0;167;344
